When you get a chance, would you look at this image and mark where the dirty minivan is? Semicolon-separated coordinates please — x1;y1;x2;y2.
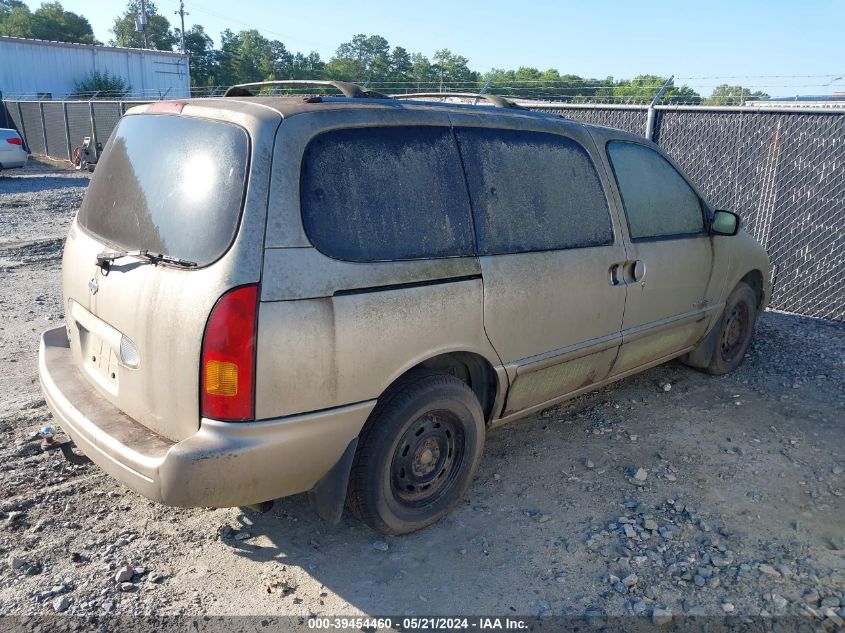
39;81;771;535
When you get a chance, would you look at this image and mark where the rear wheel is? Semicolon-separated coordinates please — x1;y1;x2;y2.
705;282;758;375
347;372;485;535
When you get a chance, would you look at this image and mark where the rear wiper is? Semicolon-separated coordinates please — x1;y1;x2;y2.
95;249;198;270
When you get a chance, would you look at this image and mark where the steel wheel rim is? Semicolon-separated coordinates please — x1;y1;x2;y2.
720;303;749;362
390;410;465;507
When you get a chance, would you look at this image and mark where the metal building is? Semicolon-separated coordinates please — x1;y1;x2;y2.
0;36;190;99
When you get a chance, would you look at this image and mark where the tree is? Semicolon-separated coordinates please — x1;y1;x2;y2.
111;0;177;50
290;51;325;79
73;69;130;98
1;1;95;43
31;2;95;43
216;29;272;85
0;1;34;38
432;49;478;90
409;53;434;90
181;25;216;86
612;75;700;104
214;29;317;86
325;34;390;82
388;46;412;83
704;84;769;105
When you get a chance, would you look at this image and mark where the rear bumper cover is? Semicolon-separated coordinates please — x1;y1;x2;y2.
39;327;375;507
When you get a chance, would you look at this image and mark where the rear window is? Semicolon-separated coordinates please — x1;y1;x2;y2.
300;125;475;262
78;114;249;266
455;127;613;255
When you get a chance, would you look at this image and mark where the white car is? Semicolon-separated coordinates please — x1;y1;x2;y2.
0;128;29;169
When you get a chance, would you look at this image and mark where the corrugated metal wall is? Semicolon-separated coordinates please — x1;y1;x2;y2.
0;36;189;99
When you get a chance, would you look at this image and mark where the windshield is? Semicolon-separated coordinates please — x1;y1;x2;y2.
77;114;249;266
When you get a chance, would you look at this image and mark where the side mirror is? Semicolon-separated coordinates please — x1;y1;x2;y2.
711;210;740;236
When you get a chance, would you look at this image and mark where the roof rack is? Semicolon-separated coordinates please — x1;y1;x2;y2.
223;81;525;110
223;80;390;99
390;92;525;109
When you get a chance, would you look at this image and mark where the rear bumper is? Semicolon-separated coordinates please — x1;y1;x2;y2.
39;326;375;507
0;148;28;168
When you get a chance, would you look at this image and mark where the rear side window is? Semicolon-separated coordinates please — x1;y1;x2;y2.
301;126;475;261
607;141;704;240
78;114;249;266
454;127;613;255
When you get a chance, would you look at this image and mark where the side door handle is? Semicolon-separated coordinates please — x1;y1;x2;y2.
609;263;623;286
609;260;646;285
631;260;646;282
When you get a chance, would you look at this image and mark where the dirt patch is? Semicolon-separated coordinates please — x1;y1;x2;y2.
0;171;843;625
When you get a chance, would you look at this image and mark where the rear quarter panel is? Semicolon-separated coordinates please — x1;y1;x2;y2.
255;278;500;418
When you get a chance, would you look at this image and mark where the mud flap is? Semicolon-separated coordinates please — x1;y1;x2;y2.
308;437;358;524
681;315;723;369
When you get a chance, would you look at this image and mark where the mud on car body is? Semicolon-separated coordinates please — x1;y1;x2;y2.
39;82;771;534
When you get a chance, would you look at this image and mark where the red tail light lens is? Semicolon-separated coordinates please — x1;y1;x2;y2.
201;284;259;421
6;137;23;145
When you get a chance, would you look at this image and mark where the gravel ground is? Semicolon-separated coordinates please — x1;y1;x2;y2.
1;166;843;627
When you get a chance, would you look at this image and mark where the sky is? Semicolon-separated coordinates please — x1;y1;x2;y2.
23;0;845;96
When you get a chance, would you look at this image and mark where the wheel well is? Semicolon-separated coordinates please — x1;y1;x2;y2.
739;270;764;308
406;352;499;423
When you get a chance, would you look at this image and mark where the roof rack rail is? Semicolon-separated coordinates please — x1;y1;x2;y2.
223;80;390;99
391;92;525;109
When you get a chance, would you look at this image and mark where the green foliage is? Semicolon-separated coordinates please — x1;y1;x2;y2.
431;49;478;90
704;84;769;105
73;70;130;97
612;75;700;104
181;25;215;86
213;28;323;87
0;1;96;43
1;0;33;37
110;0;176;50
32;2;95;43
323;34;390;82
485;68;616;101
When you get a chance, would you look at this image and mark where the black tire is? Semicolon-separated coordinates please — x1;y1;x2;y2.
347;371;485;535
705;282;758;375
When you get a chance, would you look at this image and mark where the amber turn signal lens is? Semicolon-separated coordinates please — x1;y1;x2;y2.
205;360;239;396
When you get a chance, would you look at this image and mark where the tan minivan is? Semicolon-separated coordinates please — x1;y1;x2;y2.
39;81;771;534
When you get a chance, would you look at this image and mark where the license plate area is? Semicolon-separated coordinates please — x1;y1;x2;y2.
79;328;120;395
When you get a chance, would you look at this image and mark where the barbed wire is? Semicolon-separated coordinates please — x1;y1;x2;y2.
3;75;843;105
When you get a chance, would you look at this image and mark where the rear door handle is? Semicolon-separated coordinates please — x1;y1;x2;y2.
631;260;646;282
609;260;646;285
610;262;629;286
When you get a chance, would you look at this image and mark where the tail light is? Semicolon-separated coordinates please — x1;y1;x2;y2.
201;284;259;421
6;137;22;145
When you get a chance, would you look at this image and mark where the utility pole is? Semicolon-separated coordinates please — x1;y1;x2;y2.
139;0;149;48
175;1;189;53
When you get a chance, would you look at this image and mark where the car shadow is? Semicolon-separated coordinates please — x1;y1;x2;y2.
0;174;89;193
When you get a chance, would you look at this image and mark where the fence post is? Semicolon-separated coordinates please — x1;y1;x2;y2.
63;102;72;161
16;101;28;149
645;76;673;140
38;101;48;156
88;101;98;150
0;91;8;128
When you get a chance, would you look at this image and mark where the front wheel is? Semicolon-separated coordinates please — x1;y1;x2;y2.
705;282;758;375
347;372;485;535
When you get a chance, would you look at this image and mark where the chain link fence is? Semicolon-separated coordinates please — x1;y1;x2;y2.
1;98;843;322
